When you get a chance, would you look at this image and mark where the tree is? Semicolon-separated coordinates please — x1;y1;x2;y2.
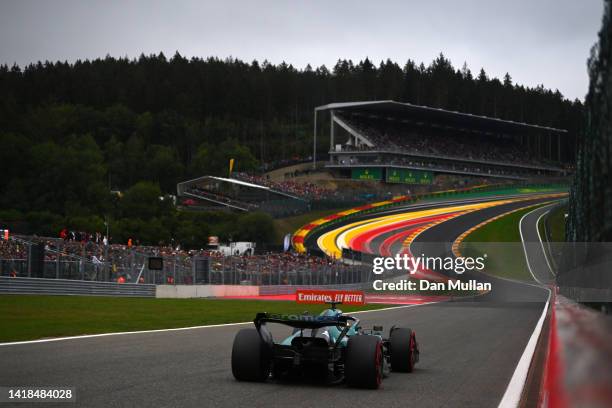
236;212;274;244
146;145;184;192
206;138;258;176
568;0;612;242
119;181;169;220
503;73;513;87
0;52;584;237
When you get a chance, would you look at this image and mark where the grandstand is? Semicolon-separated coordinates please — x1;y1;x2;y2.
176;101;571;215
314;100;571;182
176;175;309;215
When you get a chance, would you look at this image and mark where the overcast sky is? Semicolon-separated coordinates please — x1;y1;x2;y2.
0;0;605;101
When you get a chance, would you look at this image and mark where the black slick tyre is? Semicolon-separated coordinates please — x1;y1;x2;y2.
389;327;417;373
345;335;383;389
231;328;271;381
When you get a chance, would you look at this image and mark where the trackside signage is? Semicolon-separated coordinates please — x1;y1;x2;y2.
295;289;365;305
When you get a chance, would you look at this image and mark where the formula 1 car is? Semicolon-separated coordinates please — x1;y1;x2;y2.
231;302;419;389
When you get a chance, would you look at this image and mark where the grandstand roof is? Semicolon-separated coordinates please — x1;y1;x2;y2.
316;100;567;134
177;175;303;201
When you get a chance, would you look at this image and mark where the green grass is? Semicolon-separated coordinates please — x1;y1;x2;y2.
463;206;532;243
417;185;566;205
0;295;389;343
460;205;549;282
537;203;566;272
546;204;567;242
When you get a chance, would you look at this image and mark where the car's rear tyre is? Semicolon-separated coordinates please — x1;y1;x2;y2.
390;327;417;372
345;335;383;389
231;328;271;381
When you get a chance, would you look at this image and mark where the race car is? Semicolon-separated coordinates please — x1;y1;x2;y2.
231;302;419;389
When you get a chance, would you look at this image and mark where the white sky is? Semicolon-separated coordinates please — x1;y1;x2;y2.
0;0;605;101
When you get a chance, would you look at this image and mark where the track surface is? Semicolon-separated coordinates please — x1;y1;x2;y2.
0;194;561;407
0;303;543;408
519;203;558;284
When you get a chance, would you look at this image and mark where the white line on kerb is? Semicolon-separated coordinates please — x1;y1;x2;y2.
498;204;557;408
0;302;439;347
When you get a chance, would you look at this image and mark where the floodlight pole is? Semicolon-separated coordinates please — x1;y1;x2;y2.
313;109;317;169
330;110;335;152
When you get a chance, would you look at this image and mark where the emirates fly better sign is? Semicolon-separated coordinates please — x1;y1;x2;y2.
295;289;365;305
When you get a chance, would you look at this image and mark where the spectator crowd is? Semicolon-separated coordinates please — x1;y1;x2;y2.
338;114;560;169
233;172;333;200
1;234;361;286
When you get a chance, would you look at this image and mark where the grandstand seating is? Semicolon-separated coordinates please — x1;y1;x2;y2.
327;112;569;180
233;172;333;200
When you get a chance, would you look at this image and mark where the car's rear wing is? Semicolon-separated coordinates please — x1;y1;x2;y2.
254;312;356;329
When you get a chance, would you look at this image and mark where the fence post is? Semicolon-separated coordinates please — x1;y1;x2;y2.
222;258;226;285
130;249;135;282
191;260;196;285
55;242;60;279
104;244;109;282
257;261;262;285
27;242;32;277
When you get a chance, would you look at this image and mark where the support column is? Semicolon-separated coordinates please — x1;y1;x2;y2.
313;109;317;169
330;110;335;153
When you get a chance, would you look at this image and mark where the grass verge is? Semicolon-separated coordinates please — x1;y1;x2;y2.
460;204;548;282
546;204;567;242
0;295;389;343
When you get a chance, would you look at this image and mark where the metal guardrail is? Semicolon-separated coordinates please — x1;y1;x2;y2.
0;276;155;297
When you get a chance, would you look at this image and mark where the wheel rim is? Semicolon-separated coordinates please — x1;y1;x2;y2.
375;342;382;386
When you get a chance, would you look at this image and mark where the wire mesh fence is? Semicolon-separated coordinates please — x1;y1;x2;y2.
0;237;375;287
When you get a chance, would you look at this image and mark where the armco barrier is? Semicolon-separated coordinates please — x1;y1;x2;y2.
0;276;155;297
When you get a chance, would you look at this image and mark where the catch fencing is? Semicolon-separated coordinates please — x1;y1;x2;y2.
0;236;376;288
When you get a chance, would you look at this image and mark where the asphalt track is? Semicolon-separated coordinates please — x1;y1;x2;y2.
519;203;558;285
0;194;562;408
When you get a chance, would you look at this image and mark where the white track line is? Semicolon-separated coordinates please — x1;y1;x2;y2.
535;207;556;277
0;321;253;347
0;302;440;347
497;289;550;408
499;204;555;408
519;207;545;285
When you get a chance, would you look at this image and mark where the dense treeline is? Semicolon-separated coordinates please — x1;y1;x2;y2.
568;1;612;242
0;52;583;244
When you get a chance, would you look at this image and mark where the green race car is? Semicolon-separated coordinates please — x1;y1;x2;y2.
231;302;419;389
